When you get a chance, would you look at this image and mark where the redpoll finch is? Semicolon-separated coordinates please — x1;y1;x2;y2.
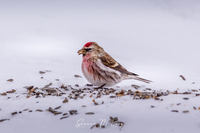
78;42;151;87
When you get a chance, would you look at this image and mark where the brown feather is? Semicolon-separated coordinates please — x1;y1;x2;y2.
99;53;139;76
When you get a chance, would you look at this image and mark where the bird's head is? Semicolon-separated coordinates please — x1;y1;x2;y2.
78;42;104;57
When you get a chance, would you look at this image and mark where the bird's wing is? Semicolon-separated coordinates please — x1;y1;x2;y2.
99;53;139;76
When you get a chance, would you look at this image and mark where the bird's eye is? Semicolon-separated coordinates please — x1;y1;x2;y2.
85;48;92;52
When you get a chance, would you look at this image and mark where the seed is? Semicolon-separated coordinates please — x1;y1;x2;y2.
94;102;98;105
151;106;155;108
11;112;18;115
101;125;105;128
75;84;79;87
171;110;179;113
182;110;189;113
110;96;116;98
193;106;196;110
154;97;160;100
63;113;68;116
0;119;9;122
96;123;100;128
36;109;43;112
85;112;95;115
39;71;45;74
177;103;181;105
63;98;68;103
6;89;16;93
54;106;61;110
196;94;200;96
74;75;82;78
60;116;69;120
54;112;62;115
183;98;189;100
7;79;14;82
1;93;7;96
82;105;86;107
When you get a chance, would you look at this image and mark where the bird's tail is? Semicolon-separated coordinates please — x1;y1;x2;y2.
126;75;152;84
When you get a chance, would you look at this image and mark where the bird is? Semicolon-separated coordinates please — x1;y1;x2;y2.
78;42;151;88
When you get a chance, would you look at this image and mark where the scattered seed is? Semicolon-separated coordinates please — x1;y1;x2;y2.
29;110;32;112
154;97;160;100
23;109;29;111
82;105;86;107
171;110;179;113
6;89;16;93
96;123;100;128
0;119;9;122
36;109;43;112
196;94;200;96
177;103;181;105
75;84;79;87
183;110;189;113
11;112;18;115
54;106;61;110
63;98;68;103
39;71;45;74
1;93;7;96
19;111;22;114
94;102;98;105
60;116;69;120
193;106;196;110
63;113;68;116
7;79;13;82
74;75;82;78
69;110;77;115
54;112;62;115
180;75;186;80
85;112;95;115
151;106;155;108
101;125;105;128
110;96;116;98
183;98;189;100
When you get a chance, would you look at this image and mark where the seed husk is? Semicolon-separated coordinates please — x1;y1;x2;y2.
11;112;18;115
74;75;82;78
6;89;16;93
54;106;61;110
60;116;69;120
7;79;13;82
183;97;189;100
63;113;68;116
85;112;95;115
36;109;43;112
171;110;179;113
182;110;189;113
39;71;45;74
63;98;68;103
0;119;9;122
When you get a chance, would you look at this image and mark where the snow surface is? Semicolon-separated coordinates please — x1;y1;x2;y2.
0;0;200;133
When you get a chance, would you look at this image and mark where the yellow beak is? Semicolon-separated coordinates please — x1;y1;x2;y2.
78;49;86;55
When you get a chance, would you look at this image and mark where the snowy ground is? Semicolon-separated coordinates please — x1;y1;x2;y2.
0;0;200;133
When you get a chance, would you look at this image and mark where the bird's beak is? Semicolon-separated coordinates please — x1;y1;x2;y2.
78;49;86;55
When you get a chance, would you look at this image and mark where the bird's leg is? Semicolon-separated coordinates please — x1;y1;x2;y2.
94;84;106;89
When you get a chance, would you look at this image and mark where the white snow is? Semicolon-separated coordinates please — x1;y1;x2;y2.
0;0;200;133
